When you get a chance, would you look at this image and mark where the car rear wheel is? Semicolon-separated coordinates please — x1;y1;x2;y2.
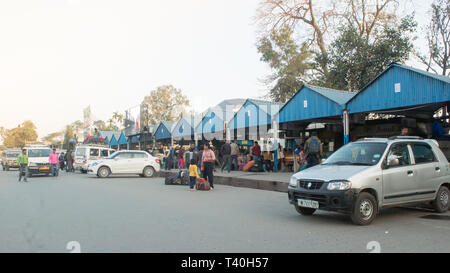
351;192;377;226
143;166;155;178
97;167;110;178
433;186;450;213
294;204;316;216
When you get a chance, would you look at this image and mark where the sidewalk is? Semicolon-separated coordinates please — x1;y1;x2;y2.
159;169;293;193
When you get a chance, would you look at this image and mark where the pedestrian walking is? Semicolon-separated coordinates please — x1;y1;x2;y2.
188;159;200;191
16;149;29;182
49;148;59;177
201;144;216;189
220;140;231;173
59;152;66;171
304;131;323;168
65;149;73;172
230;141;239;171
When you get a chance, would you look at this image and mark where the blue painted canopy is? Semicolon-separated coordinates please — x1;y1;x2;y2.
196;108;230;135
109;135;118;146
277;84;354;123
172;116;201;139
118;132;127;145
228;99;283;130
347;64;450;114
154;121;175;141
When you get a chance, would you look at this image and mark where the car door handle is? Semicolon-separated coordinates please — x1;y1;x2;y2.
435;167;440;171
407;170;414;175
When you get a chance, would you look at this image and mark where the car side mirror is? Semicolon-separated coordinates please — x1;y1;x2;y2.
387;156;399;167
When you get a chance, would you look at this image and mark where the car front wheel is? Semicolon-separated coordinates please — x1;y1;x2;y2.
97;167;111;178
143;166;155;178
351;192;377;226
433;186;450;213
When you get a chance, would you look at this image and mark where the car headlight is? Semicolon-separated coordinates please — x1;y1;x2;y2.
327;180;352;191
289;177;298;187
29;162;37;167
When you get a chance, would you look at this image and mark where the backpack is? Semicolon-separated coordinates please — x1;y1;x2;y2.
308;138;320;154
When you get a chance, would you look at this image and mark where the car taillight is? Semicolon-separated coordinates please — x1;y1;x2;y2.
155;159;159;164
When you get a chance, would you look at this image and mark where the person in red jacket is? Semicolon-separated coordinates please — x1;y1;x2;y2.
251;141;261;161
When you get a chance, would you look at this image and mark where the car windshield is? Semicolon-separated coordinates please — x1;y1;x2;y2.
28;149;52;158
6;152;20;158
323;142;387;166
106;151;120;159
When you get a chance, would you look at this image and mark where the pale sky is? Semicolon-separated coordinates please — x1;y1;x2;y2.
0;0;435;139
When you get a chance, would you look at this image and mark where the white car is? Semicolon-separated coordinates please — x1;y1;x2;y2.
87;150;160;178
74;145;116;173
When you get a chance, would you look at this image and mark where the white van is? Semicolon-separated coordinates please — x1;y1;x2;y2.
25;146;52;176
74;145;116;173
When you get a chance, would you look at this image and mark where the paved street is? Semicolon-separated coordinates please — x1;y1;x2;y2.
0;169;449;253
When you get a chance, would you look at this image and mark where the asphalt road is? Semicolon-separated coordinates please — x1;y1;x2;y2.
0;169;449;253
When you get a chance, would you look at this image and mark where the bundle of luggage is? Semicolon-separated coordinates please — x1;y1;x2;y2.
242;160;264;172
195;178;211;191
164;170;189;185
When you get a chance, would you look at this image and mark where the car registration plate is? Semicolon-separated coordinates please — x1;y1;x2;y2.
39;167;49;171
297;199;319;209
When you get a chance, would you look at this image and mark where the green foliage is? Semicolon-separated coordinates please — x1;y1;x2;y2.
142;85;190;125
315;15;416;91
2;121;38;147
257;26;313;102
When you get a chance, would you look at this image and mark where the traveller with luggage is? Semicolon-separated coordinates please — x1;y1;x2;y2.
304;131;323;168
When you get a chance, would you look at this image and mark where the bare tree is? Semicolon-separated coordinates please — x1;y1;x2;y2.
256;0;401;76
418;0;450;76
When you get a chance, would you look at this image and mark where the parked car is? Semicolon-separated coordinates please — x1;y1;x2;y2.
1;149;21;171
25;146;52;176
87;150;160;178
74;145;116;173
288;136;450;225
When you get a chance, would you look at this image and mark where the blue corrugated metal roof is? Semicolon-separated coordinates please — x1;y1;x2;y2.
229;99;283;130
306;85;356;106
172;116;202;139
277;84;353;123
117;132;127;145
100;131;121;145
109;135;118;146
196;107;231;134
154;121;175;140
347;63;450;114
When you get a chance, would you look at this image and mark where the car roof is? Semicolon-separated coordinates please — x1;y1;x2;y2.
356;136;437;145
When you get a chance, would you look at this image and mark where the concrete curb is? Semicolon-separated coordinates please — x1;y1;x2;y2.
158;171;288;193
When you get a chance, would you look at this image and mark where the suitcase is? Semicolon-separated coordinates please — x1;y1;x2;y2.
242;160;255;172
195;178;211;191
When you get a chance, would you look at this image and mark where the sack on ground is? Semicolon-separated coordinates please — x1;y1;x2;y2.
195;178;211;191
249;160;264;172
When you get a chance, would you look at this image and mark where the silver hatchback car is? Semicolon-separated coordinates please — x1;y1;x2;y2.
288;136;450;225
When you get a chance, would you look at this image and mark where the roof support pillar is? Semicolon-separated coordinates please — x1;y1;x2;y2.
343;110;350;144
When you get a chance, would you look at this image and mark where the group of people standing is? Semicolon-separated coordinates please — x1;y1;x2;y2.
163;142;217;190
